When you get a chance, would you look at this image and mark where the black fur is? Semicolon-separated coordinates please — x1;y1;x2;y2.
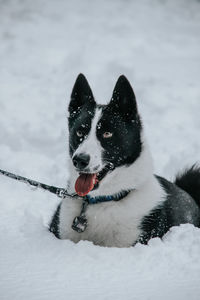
175;165;200;208
68;74;96;158
69;73;95;116
109;75;138;120
49;204;61;239
97;76;142;167
139;176;200;244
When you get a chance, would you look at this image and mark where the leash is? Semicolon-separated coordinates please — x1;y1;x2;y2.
0;168;76;199
0;162;115;198
0;163;126;234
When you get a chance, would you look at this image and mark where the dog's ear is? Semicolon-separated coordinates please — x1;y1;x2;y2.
109;75;138;119
69;74;94;115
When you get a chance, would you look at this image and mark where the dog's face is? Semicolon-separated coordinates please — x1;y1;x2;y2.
68;74;142;196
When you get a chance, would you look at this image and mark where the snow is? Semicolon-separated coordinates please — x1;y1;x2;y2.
0;0;200;299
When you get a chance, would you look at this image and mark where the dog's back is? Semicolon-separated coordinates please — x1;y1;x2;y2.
138;174;200;244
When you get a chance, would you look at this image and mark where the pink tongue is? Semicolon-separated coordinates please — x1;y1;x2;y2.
75;173;97;197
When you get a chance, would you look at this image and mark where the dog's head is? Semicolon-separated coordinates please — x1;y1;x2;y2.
67;74;145;197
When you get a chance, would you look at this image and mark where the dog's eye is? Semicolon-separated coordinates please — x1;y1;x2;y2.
76;130;83;137
103;132;113;139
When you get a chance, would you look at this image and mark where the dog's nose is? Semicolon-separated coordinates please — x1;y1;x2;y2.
73;153;90;170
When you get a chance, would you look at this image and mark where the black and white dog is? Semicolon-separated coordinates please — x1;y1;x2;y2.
50;74;200;247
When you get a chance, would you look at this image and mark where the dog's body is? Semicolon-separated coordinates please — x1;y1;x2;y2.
50;74;200;247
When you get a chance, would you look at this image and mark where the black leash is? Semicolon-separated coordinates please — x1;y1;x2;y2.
0;163;118;234
0;162;115;199
0;168;76;198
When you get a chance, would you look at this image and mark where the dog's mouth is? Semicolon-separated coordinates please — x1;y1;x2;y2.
74;163;114;197
75;173;97;197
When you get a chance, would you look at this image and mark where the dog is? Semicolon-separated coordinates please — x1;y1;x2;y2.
49;74;200;247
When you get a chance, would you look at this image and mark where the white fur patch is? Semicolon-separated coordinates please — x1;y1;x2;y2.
72;108;103;172
59;173;165;247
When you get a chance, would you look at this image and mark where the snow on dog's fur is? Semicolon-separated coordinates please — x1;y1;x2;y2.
50;74;200;247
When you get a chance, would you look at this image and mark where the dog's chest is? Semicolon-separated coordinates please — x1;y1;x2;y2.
59;195;142;247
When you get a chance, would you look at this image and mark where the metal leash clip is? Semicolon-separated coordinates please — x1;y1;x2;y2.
56;188;67;198
56;188;78;199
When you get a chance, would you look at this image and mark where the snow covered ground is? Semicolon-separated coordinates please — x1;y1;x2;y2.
0;0;200;299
